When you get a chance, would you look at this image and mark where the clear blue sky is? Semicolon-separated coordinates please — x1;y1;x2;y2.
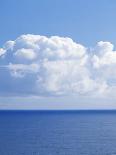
1;0;116;109
1;0;116;46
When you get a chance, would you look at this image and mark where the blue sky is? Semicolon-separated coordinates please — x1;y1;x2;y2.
1;0;116;46
1;0;116;109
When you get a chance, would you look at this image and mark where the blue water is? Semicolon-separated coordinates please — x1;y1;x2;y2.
0;111;116;155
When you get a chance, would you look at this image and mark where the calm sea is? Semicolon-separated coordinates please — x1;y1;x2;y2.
0;110;116;155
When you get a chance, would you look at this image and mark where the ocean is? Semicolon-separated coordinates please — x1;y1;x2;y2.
0;110;116;155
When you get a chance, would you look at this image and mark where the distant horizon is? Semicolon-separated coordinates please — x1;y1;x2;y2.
1;108;116;111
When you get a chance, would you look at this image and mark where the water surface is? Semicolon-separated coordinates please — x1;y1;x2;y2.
0;110;116;155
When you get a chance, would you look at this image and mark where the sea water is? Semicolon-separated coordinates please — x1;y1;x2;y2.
0;110;116;155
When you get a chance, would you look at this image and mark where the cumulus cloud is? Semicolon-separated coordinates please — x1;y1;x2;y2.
0;34;116;97
0;48;6;57
14;48;37;60
8;63;39;78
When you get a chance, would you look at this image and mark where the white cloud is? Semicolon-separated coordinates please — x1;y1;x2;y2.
0;48;6;57
4;40;15;50
8;63;39;78
0;34;116;98
92;41;116;81
93;41;116;68
14;48;36;60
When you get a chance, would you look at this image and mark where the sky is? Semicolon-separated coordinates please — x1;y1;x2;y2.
1;0;116;109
